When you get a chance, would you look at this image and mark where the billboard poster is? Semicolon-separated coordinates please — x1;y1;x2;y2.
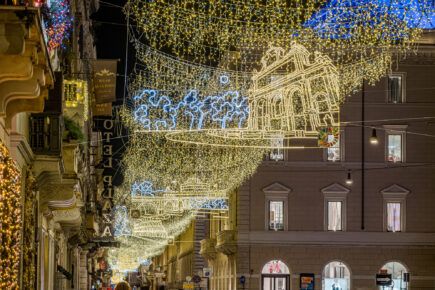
300;273;315;290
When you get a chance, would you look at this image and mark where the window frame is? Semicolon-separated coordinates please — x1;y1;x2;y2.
324;128;345;162
384;125;407;163
268;200;285;231
263;182;292;231
387;72;406;104
322;183;350;232
381;185;410;232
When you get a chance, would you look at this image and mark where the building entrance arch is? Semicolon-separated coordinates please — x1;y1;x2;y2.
261;260;290;290
378;261;409;290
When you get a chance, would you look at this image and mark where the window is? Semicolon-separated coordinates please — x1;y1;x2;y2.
387;134;403;162
323;261;351;290
322;183;349;231
381;184;409;232
263;182;291;231
384;125;407;163
327;201;343;231
387;202;401;232
269;201;284;231
388;74;405;103
324;129;344;162
327;135;341;162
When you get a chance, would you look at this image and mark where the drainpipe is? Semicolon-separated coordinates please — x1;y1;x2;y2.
361;80;365;231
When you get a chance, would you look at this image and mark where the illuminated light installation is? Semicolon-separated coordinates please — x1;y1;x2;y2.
42;0;73;50
119;123;266;192
128;0;324;64
132;89;249;131
64;79;88;108
163;44;341;149
0;140;21;289
113;205;132;238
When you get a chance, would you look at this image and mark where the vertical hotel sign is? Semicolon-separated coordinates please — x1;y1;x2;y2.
93;60;117;115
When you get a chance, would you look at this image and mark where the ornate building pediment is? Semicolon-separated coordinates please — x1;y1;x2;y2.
262;182;292;194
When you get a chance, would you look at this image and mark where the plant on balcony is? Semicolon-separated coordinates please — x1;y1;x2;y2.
63;116;84;142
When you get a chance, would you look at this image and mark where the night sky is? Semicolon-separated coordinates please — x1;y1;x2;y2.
91;0;134;102
91;0;134;187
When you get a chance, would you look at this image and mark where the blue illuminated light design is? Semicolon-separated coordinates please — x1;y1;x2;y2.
133;89;249;130
131;181;167;197
113;205;132;237
306;0;435;38
219;74;230;85
190;198;229;210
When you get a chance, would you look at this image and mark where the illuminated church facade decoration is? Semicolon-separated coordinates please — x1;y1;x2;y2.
248;44;341;137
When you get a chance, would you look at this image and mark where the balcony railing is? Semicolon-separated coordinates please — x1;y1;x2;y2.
216;230;237;255
29;113;62;155
199;238;217;260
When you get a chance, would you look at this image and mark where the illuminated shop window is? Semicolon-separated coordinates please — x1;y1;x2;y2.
378;262;409;290
323;261;351;290
269;201;284;231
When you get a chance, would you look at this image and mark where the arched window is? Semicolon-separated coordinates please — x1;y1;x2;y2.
262;260;290;274
261;260;290;290
323;261;351;290
378;261;409;290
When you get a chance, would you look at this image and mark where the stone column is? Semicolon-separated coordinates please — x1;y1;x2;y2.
79;249;89;290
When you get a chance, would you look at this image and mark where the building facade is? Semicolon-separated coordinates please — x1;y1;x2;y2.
196;37;435;290
0;0;110;289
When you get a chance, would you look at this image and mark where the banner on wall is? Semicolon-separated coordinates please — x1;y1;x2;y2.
93;59;117;104
300;273;315;290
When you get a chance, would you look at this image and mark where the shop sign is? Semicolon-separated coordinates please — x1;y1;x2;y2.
300;273;315;290
95;118;116;238
183;282;194;289
376;274;392;286
203;267;212;277
93;60;117;104
192;275;201;283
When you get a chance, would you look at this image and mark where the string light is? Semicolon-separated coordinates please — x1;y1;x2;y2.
0;140;22;289
42;0;73;50
22;171;38;290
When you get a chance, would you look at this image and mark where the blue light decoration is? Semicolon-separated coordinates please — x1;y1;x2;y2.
306;0;435;38
133;89;250;131
113;205;132;237
219;74;230;85
131;181;167;197
190;198;229;210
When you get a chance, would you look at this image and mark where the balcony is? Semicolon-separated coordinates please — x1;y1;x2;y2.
216;230;237;256
199;238;217;260
29;113;62;155
0;5;54;127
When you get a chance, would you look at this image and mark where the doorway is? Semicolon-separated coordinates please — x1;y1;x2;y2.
261;260;290;290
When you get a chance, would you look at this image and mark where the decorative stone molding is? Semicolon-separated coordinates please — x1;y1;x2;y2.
321;183;350;197
199;238;217;260
380;184;410;198
262;182;292;195
216;230;237;256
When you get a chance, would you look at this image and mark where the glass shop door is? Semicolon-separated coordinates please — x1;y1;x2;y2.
262;274;290;290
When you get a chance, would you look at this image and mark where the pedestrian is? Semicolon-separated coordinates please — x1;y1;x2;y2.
115;281;131;290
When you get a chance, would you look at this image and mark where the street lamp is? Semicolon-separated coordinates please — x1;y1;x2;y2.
345;170;353;185
369;128;379;145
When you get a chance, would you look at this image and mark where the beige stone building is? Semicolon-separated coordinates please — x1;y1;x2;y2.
0;1;104;289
